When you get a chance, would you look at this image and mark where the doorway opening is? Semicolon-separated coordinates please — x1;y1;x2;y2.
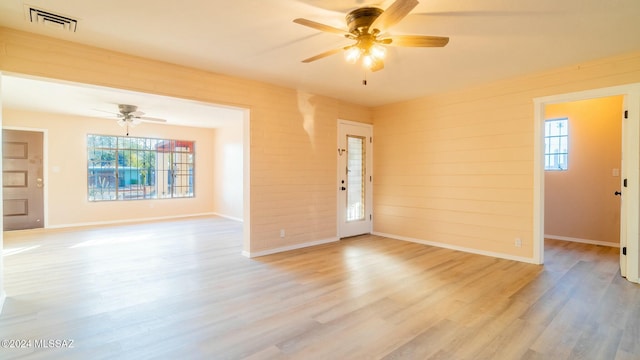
543;96;623;248
533;83;640;283
0;74;249;251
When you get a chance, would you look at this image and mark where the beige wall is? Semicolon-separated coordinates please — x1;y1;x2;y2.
373;51;640;260
0;75;4;311
1;26;639;262
213;122;244;221
544;96;623;244
2;108;216;227
0;27;372;255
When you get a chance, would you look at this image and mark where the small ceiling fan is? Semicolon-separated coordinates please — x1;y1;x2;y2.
98;104;167;136
293;0;449;72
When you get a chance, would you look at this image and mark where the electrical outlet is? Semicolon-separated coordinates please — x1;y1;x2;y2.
280;229;285;238
515;238;522;247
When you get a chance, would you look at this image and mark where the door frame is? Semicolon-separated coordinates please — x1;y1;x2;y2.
2;126;49;229
533;83;640;283
337;119;373;238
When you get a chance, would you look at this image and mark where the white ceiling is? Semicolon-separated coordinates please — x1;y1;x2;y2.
1;0;639;123
1;75;245;128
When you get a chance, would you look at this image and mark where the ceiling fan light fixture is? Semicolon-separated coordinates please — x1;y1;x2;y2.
117;116;140;127
294;0;448;75
370;44;386;60
360;43;386;70
362;53;375;69
344;46;362;64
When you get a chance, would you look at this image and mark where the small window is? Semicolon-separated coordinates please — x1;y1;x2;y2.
88;135;195;201
544;118;568;171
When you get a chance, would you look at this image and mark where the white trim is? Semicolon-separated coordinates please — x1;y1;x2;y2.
0;291;5;314
336;119;373;239
533;83;640;284
545;234;620;248
533;97;545;265
242;108;251;256
535;84;640;104
45;212;216;230
242;237;339;258
213;213;243;222
373;232;538;264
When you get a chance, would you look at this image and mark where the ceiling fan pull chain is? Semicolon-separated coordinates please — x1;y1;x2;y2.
362;70;368;86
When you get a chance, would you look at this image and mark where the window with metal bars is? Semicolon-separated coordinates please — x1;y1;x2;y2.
87;134;194;201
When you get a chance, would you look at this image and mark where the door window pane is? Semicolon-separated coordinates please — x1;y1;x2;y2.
346;135;366;222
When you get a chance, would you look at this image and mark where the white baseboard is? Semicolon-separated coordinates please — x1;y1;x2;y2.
46;212;217;230
544;234;620;248
213;213;243;223
243;237;340;258
0;290;6;314
372;232;538;264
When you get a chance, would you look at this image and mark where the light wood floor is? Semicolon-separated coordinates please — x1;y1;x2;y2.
1;216;639;359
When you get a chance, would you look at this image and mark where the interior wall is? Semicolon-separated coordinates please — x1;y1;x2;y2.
0;27;372;255
2;108;216;227
0;74;5;312
373;51;640;261
544;96;623;245
213;122;243;221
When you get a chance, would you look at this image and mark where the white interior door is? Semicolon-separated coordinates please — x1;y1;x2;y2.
337;120;372;238
620;96;629;277
622;90;640;282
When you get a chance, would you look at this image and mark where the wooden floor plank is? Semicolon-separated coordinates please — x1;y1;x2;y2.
1;217;639;359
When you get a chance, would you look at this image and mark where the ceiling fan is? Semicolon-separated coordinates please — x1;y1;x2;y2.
98;104;167;136
293;0;449;72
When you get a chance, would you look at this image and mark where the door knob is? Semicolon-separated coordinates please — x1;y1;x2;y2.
615;191;622;196
341;187;346;191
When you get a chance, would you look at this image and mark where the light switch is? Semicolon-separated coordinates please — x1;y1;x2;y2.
613;168;620;177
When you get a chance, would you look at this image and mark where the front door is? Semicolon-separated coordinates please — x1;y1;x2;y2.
337;121;372;238
3;129;44;230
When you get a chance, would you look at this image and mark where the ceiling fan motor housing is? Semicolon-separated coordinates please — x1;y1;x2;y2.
346;7;383;34
118;104;138;115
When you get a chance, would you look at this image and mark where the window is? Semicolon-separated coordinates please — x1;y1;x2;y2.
544;118;568;170
88;135;194;201
346;135;366;222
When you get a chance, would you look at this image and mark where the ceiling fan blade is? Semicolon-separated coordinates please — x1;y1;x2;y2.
93;108;121;117
384;35;449;47
302;47;344;63
371;60;384;72
293;18;348;36
371;0;419;32
137;116;167;123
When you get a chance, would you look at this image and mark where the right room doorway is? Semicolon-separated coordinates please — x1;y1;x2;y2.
544;96;623;249
534;83;640;283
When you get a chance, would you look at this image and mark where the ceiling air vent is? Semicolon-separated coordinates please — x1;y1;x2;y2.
25;6;78;32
